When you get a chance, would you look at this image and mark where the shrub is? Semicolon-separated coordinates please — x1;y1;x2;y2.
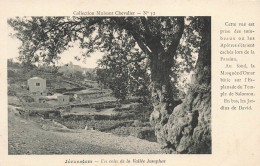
189;135;212;154
111;112;135;120
133;120;142;127
93;114;110;120
8;70;16;77
99;120;133;132
8;90;16;96
136;128;157;142
20;95;34;102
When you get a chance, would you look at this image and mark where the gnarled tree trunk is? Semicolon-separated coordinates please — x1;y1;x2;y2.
148;17;185;130
151;17;211;154
149;50;175;129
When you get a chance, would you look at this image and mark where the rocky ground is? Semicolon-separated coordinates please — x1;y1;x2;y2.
8;106;162;155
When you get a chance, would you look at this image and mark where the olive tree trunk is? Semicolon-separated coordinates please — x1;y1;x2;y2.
150;17;211;154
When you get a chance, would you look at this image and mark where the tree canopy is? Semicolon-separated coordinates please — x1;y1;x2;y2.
8;16;201;101
8;17;201;66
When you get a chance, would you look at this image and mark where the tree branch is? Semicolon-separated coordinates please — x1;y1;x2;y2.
113;18;153;58
130;31;153;57
166;17;185;55
139;17;166;54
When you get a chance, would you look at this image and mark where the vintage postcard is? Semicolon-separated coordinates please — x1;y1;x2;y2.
0;0;259;166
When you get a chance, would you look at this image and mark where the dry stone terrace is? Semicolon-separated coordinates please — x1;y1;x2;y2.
8;65;157;154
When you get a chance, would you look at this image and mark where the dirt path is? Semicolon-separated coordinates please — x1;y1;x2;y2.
8;106;162;154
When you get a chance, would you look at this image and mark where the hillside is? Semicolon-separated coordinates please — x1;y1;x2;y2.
8;62;159;154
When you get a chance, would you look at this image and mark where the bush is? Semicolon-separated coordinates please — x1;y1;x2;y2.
189;135;212;154
20;95;34;102
93;114;110;120
8;90;16;96
114;106;130;112
136;128;157;142
56;118;133;131
8;70;16;77
55;88;67;93
133;120;142;127
85;84;94;88
111;112;135;120
99;120;133;132
61;114;93;121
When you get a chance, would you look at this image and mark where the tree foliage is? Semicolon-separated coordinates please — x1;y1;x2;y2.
96;52;150;102
8;16;201;101
8;17;199;66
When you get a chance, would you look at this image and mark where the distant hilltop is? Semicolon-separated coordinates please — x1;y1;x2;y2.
58;62;95;74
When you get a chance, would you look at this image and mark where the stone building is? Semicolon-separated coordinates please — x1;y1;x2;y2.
27;77;47;96
57;94;70;105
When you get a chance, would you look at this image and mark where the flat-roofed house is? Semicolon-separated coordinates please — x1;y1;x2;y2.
57;94;70;105
27;77;47;96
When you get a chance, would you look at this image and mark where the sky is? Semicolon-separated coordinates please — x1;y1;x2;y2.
7;26;103;68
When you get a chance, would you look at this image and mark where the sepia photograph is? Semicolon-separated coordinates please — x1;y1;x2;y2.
7;16;211;155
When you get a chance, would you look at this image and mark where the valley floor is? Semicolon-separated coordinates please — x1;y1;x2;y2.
8;106;162;154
